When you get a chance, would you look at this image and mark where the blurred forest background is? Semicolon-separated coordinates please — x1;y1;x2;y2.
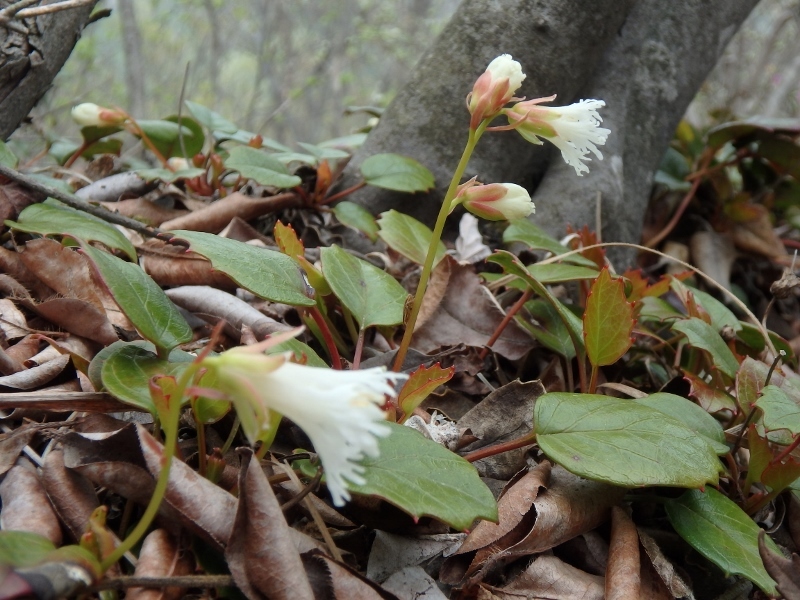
9;0;800;155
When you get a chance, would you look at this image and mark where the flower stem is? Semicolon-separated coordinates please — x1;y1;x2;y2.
100;364;200;572
478;288;532;360
393;122;487;372
464;431;537;463
307;305;343;369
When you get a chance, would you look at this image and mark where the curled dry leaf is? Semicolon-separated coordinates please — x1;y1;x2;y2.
0;465;63;545
689;231;736;293
731;206;787;259
0;354;70;390
443;465;625;585
165;285;287;340
41;449;100;542
126;529;195;600
0;424;36;476
637;530;695;599
605;506;640;600
758;530;800;600
412;257;532;360
5;335;41;366
0;346;24;376
367;531;466;583
141;239;236;290
101;198;187;226
491;554;605;600
226;449;315;600
0;298;31;341
302;549;399;600
160;191;298;233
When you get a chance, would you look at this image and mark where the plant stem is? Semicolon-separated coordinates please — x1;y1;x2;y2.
352;328;366;369
307;305;342;369
464;431;537;463
192;401;207;478
478;288;532;360
100;364;200;572
393;122;487;372
588;364;599;394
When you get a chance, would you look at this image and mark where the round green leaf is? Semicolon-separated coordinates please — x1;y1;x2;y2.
347;422;497;531
170;230;315;307
519;299;576;360
320;245;407;330
82;245;192;354
5;200;137;262
147;115;205;159
185;100;238;134
503;219;596;267
377;210;446;266
333;201;379;242
360;153;434;192
755;385;800;439
665;488;778;595
672;317;739;378
225;146;301;188
135;119;192;144
535;393;722;488
0;140;18;168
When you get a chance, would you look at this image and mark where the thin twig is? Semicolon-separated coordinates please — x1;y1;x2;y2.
0;0;39;21
0;163;167;240
15;0;95;19
91;574;234;591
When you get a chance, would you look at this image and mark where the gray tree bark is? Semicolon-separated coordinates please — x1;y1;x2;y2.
0;0;99;140
118;0;146;117
339;0;760;262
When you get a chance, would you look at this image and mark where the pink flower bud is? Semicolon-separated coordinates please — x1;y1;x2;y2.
455;179;534;221
505;97;610;176
467;54;525;130
71;103;127;127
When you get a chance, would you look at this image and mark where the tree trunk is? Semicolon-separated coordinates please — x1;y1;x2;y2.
118;0;146;117
338;0;760;263
0;0;99;140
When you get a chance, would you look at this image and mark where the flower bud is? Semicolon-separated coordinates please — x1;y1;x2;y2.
468;54;525;130
505;97;610;176
455;179;534;221
71;103;127;127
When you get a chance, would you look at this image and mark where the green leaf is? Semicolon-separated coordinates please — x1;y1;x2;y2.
333;201;379;242
185;100;238;134
526;263;599;283
637;296;683;322
348;422;497;530
635;393;728;455
755;385;800;439
688;287;741;332
535;393;722;488
503;219;596;267
170;230;315;307
321;245;407;330
377;210;446;267
0;140;18;168
672;317;739;378
136;119;192;145
518;299;576;359
225;146;301;188
5;200;137;262
706;117;800;149
488;251;584;358
360;153;434;192
665;488;778;595
0;531;56;568
79;124;123;144
297;141;350;161
98;341;193;413
148;115;205;159
82;245;192;354
584;268;635;367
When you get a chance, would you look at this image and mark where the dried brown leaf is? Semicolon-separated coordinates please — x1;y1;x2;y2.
126;529;195;600
141;238;237;289
0;354;70;390
0;181;38;222
758;530;800;600
493;554;605;600
226;449;314;600
160;191;297;233
458;380;544;479
34;299;119;345
0;298;30;341
606;506;640;600
381;566;448;600
689;231;736;293
41;449;100;542
101;198;187;226
0;465;63;545
366;531;466;583
0;425;36;476
302;549;399;600
637;530;694;599
731;207;787;258
412;257;532;360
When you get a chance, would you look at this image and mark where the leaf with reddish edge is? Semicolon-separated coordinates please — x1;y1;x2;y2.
397;363;455;422
761;458;800;496
755;385;800;438
584;268;635;367
274;220;304;258
744;425;773;495
621;269;672;303
566;224;604;269
684;370;737;417
737;357;768;414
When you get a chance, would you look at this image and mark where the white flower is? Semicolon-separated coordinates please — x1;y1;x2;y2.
468;54;526;130
71;103;127;127
454;178;534;221
505;97;610;176
202;350;407;506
